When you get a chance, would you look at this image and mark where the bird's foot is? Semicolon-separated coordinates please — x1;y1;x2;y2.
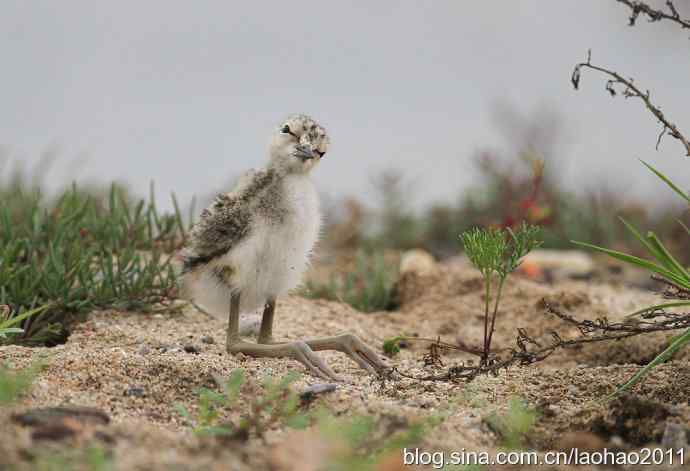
300;333;388;376
227;333;388;381
227;339;342;381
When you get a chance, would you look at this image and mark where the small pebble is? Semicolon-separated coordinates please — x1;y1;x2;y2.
610;435;624;447
184;344;200;354
300;383;337;403
137;345;151;356
200;335;215;344
124;387;146;397
661;422;689;450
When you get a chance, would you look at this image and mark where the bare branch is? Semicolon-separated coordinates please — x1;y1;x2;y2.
392;300;690;383
572;51;690;156
615;0;690;30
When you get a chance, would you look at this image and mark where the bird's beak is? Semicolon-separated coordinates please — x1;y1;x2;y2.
294;145;316;161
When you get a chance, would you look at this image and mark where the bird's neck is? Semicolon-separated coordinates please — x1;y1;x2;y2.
265;159;311;178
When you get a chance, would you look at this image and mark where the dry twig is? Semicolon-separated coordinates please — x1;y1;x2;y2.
392;300;690;383
615;0;690;30
571;50;690;156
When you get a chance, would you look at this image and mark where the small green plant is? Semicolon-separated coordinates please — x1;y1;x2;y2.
0;361;42;405
382;335;405;357
457;383;489;409
460;222;542;363
485;397;538;450
573;161;690;395
302;250;397;313
0;304;52;343
317;411;441;471
175;369;307;439
31;445;112;471
175;369;245;436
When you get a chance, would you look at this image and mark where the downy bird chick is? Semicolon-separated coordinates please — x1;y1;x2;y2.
181;114;386;380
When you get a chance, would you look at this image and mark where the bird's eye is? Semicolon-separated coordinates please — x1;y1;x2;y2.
281;125;292;134
316;151;326;158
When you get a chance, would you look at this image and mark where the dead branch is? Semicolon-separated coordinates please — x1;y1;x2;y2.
392;300;690;383
615;0;690;30
571;50;690;156
651;273;690;299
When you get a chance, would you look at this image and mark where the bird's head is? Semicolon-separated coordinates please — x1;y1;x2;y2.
268;114;329;174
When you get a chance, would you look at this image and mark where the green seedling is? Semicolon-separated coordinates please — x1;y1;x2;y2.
0;361;43;405
175;369;307;439
460;222;542;364
485;397;538;450
573;161;690;396
382;336;405;357
317;411;440;471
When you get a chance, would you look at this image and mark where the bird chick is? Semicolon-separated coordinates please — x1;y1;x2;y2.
181;114;386;380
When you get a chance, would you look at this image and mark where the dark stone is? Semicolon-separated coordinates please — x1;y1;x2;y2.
299;383;337;404
31;420;80;441
12;406;110;427
184;344;201;354
124;386;146;397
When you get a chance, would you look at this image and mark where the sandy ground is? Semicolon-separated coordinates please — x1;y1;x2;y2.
1;262;689;470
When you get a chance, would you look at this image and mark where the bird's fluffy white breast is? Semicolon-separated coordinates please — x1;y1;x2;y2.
222;173;320;312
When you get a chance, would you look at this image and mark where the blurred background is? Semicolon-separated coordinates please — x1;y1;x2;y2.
2;0;690;260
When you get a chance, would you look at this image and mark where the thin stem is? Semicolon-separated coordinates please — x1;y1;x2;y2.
615;0;690;30
482;273;491;363
486;276;506;355
572;51;690;156
395;336;485;357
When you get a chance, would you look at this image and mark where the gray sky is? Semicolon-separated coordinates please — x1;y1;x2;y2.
2;0;690;212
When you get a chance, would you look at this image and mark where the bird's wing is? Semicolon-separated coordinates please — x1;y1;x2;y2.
181;169;276;272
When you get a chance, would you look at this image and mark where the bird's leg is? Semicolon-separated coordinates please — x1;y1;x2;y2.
255;301;387;375
226;291;242;346
226;294;342;381
257;298;276;344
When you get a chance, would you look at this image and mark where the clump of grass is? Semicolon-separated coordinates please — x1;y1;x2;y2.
176;369;447;470
302;250;397;313
0;304;52;342
175;369;307;439
318;413;435;471
574;161;690;395
30;445;112;471
0;179;190;346
461;222;542;364
0;362;43;405
485;397;538;450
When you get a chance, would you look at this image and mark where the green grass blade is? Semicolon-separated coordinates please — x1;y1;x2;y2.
618;217;666;267
678;219;690;238
0;303;52;330
613;327;690;396
645;232;690;283
171;192;186;240
571;240;689;288
640;160;690;205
